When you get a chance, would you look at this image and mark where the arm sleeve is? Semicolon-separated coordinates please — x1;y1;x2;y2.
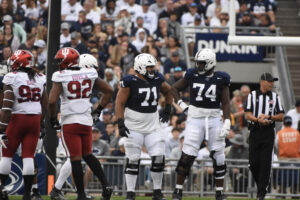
244;92;253;112
119;76;131;88
274;94;285;114
3;73;16;86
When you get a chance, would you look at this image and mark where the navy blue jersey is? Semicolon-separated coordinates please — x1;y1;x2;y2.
120;72;165;113
184;69;230;109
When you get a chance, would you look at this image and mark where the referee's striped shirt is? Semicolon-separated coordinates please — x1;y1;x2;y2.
245;90;285;119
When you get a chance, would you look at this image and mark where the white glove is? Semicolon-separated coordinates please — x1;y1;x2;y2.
0;134;7;149
220;119;231;139
178;100;188;114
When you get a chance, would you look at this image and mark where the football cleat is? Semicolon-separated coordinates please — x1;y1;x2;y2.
0;186;8;200
172;188;182;200
31;188;42;200
152;189;166;200
125;191;136;200
215;190;226;200
50;187;66;200
101;186;113;200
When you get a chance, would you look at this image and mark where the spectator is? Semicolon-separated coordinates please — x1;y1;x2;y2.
0;30;4;61
284;100;300;131
61;0;83;22
165;128;181;158
97;33;109;63
120;32;138;56
0;0;13;27
119;41;134;73
1;14;26;43
197;0;212;22
108;25;124;54
258;13;276;34
170;135;184;167
131;16;150;40
237;11;256;34
3;23;20;52
60;22;71;47
13;7;34;33
115;7;132;35
173;0;194;22
227;134;249;192
167;11;181;40
1;45;11;63
221;0;239;13
163;114;179;136
249;0;275;25
125;0;142;23
132;28;147;52
230;90;244;131
18;33;36;51
84;127;110;188
206;0;221;25
196;142;213;190
275;116;300;194
236;1;249;25
33;39;47;70
149;0;165;16
210;7;229;33
165;35;184;59
22;0;39;24
63;31;89;54
90;0;101;16
83;0;100;25
167;66;184;85
153;18;170;61
87;36;97;50
158;0;175;20
95;108;113;139
36;24;47;42
106;44;122;69
181;2;199;26
140;35;161;61
104;68;118;90
163;51;187;79
104;23;114;41
71;10;94;42
37;0;48;19
111;135;126;157
138;0;158;35
101;0;119;23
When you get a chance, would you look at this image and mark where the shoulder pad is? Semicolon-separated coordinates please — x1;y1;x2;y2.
155;72;165;82
3;72;17;85
120;75;135;88
215;71;231;86
52;71;65;82
184;68;197;80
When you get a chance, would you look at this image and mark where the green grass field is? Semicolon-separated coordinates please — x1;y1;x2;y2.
6;195;285;200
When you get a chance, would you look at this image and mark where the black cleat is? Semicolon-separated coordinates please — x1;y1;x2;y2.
172;189;182;200
50;187;66;200
125;191;136;200
76;194;94;200
101;186;113;200
215;190;226;200
31;188;42;200
0;186;8;200
152;189;166;200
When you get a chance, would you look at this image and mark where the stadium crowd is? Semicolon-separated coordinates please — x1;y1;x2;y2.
0;0;300;200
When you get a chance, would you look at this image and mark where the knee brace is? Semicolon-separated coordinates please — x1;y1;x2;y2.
175;152;196;176
150;156;165;172
125;158;140;175
210;150;226;179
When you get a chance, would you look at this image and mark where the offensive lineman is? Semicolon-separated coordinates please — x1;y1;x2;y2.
115;53;173;200
171;48;231;200
48;48;114;200
0;50;48;200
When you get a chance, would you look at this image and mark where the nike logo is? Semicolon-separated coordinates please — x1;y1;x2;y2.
155;77;159;79
217;77;222;79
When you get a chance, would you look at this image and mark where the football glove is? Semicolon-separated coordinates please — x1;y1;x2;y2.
160;104;171;123
92;105;104;123
219;119;231;139
178;100;189;115
40;127;46;139
50;117;61;130
0;131;8;149
117;118;130;138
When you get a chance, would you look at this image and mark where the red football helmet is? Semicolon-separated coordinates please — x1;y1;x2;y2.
55;47;80;69
8;50;34;71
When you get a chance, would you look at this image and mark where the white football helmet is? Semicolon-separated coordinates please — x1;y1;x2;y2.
194;48;216;75
133;53;157;79
79;54;98;69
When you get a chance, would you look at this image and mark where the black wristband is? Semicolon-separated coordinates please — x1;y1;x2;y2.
117;118;125;126
96;104;104;112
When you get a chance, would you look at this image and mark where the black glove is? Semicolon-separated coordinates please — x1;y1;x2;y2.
159;104;171;123
50;117;61;130
0;131;8;148
91;105;104;123
117;118;130;138
40;127;46;139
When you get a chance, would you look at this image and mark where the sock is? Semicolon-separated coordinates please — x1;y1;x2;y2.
151;171;163;190
83;154;108;188
55;159;72;190
23;175;34;198
175;184;183;189
71;160;85;197
32;184;38;189
125;174;137;192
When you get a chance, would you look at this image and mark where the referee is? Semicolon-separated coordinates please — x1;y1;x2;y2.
244;72;284;200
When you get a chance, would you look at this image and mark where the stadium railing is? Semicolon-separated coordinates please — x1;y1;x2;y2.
59;156;300;199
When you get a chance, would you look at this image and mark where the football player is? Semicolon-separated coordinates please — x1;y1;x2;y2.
171;48;231;200
49;53;100;200
48;48;114;200
0;50;48;200
115;53;173;200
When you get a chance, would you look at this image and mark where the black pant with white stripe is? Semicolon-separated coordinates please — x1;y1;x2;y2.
248;125;275;197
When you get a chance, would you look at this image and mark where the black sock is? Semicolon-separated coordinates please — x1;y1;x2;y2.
0;174;8;186
23;175;34;199
83;154;109;188
71;160;85;197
